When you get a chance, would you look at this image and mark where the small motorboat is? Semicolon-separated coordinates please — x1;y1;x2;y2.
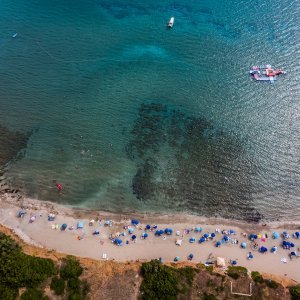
167;17;174;28
12;33;18;38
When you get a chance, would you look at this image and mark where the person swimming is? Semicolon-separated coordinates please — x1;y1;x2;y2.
53;180;63;191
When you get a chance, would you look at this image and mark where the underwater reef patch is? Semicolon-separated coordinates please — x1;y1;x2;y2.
126;102;262;222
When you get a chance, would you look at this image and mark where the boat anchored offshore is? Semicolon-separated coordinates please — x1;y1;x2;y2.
249;65;287;82
168;17;174;28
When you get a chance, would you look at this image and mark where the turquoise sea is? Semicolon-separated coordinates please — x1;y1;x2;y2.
0;0;299;222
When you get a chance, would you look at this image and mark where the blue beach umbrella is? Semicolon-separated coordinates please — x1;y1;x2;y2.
259;246;268;253
77;221;84;229
142;232;148;239
165;228;173;235
92;229;100;235
128;228;134;234
290;243;295;248
271;246;277;252
189;237;196;243
60;223;67;231
249;234;257;241
155;230;164;236
241;242;247;249
231;260;237;265
294;232;300;238
223;235;229;242
211;233;216;238
114;238;123;246
146;224;151;230
282;231;289;239
247;253;254;259
199;237;205;243
272;232;279;239
174;256;180;262
132;235;137;240
195;227;202;233
290;251;296;256
188;254;194;260
203;233;209;239
153;225;158;229
215;241;221;247
229;229;235;235
131;219;139;226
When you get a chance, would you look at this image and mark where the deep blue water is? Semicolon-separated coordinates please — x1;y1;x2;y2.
0;0;299;221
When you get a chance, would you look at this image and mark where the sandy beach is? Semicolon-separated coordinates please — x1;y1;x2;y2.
1;192;300;283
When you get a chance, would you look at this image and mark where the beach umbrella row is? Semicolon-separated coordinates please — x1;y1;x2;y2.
282;241;295;249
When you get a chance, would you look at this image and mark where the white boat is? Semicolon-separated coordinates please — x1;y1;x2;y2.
12;33;18;38
168;17;174;28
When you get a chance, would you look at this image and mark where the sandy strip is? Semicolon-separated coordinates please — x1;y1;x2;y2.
0;193;300;283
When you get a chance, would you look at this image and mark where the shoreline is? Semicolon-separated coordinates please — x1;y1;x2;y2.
1;192;300;283
2;191;300;229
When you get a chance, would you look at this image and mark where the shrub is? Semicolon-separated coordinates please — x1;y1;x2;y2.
203;293;217;300
140;260;179;299
60;256;83;280
81;279;90;297
227;266;247;279
0;284;18;300
20;288;48;300
67;278;81;293
251;271;264;283
290;285;300;300
0;234;55;288
50;276;65;295
264;279;279;289
205;265;214;274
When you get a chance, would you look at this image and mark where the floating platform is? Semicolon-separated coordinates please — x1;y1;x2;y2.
249;65;286;82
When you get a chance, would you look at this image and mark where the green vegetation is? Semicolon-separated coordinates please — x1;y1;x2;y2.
202;293;217;300
60;256;83;280
265;279;279;289
289;285;300;300
251;271;264;283
0;232;55;299
205;265;214;274
140;259;197;300
20;288;48;300
0;233;89;300
227;266;248;280
50;276;65;295
251;271;278;289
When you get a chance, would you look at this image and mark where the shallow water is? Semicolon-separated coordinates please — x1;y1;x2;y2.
0;0;299;221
